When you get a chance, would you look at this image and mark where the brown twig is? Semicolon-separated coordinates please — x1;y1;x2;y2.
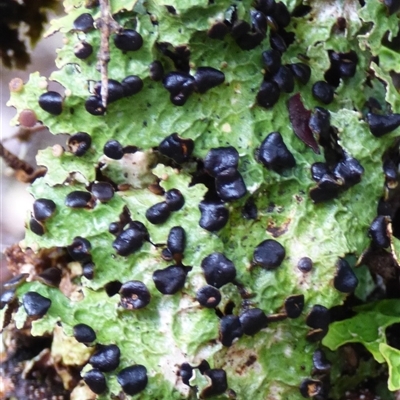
0;142;46;183
0;142;34;175
98;0;118;109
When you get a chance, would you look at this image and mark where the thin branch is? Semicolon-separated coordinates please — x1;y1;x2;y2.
98;0;116;109
0;143;47;183
0;142;34;175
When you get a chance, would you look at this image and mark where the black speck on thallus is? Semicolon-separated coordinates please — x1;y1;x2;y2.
239;308;268;335
121;75;143;96
333;258;358;293
68;132;91;157
306;304;330;330
153;265;188;294
199;200;229;232
74;41;93;59
149;60;164;81
366;112;400;137
215;168;247;202
219;315;243;346
114;29;143;52
284;294;304;318
369;215;390;248
261;49;282;75
194;67;225;94
65;191;92;208
256;81;280;109
29;218;45;236
119;280;151;309
22;291;51;317
103;139;124;159
33;198;56;221
204;146;239;178
253;239;285;269
196;285;221;308
73;323;96;344
312;81;334;104
73;13;94;32
117;364;148;396
83;369;107;394
167;226;186;259
201;252;236;288
94;79;124;104
112;222;148;256
146;202;171;224
201;369;228;398
38;91;63;115
89;344;120;372
297;257;313;272
158;133;194;164
91;182;114;203
85;96;105;116
165;189;185;211
67;236;92;262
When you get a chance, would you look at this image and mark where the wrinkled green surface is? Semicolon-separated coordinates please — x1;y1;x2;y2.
5;0;400;398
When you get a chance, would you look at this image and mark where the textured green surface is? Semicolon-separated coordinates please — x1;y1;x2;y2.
5;0;400;398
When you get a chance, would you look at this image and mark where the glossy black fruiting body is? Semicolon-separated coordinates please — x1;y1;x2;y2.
73;13;94;32
369;215;390;248
219;315;243;346
251;10;267;34
73;323;96;343
272;65;294;93
22;291;51;317
167;226;186;256
89;344;121;372
65;191;92;208
215;168;247;202
196;285;221;308
37;267;62;287
309;174;341;203
199;201;229;232
149;60;164;81
94;79;125;103
257;80;280;108
204;146;239;177
255;0;276;14
29;218;45;236
208;22;229;39
153;265;187;294
163;72;195;105
121;75;143;96
306;305;330;330
0;289;16;310
284;294;304;318
297;257;313;272
103;139;124;159
67;236;92;262
3;273;29;289
312;81;334;104
262;49;282;74
366;113;400;137
239;308;268;335
117;365;148;396
74;41;93;59
82;262;95;280
194;67;225;93
68;132;91;157
33;198;56;221
299;378;324;398
257;132;296;173
272;1;291;28
201;253;236;288
334;258;358;293
309;107;331;140
384;0;400;15
333;155;364;187
242;197;258;219
312;349;331;372
38;91;63;115
179;363;193;386
114;29;143;51
289;63;311;84
83;369;107;394
165;189;185;211
85;96;105;116
145;202;171;224
119;280;151;309
158;133;194;164
91;182;114;202
311;163;329;182
253;239;285;270
113;223;148;256
270;32;287;53
202;369;228;398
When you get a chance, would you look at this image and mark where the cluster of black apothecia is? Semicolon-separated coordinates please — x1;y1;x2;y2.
9;0;400;398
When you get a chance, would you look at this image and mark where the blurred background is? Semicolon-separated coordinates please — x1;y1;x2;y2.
1;0;64;282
